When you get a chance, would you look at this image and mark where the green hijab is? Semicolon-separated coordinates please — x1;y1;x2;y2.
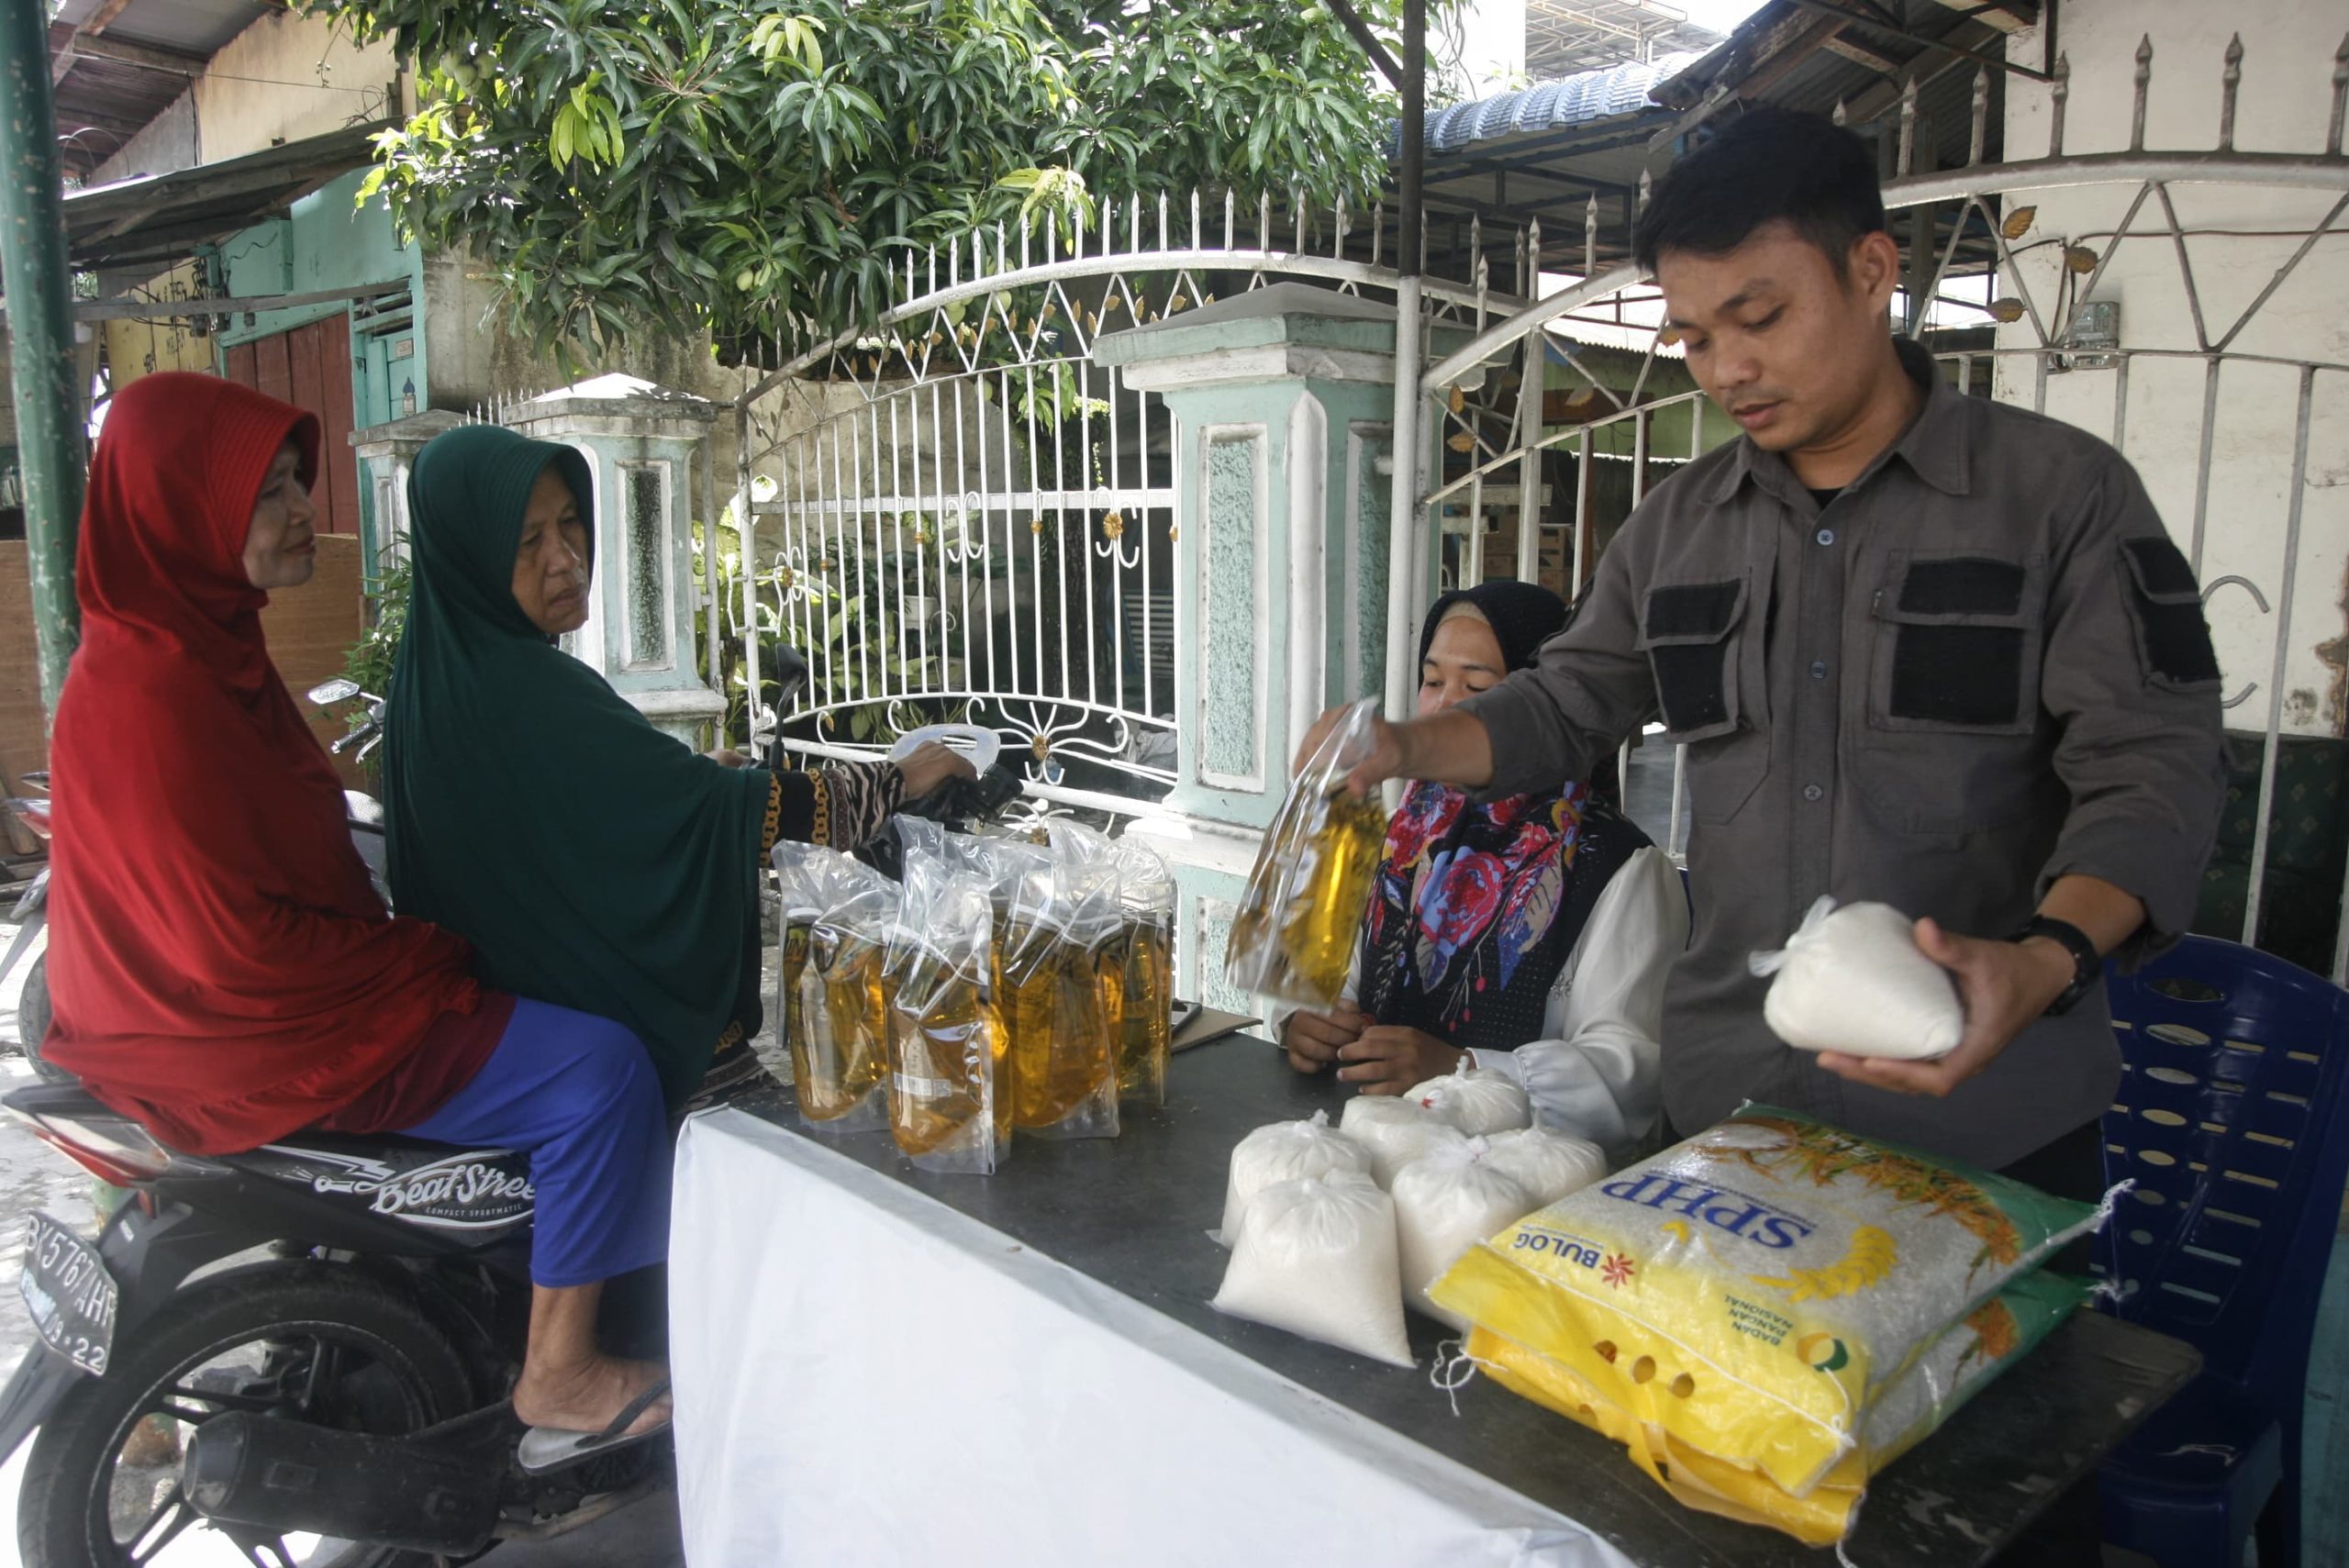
384;424;769;1106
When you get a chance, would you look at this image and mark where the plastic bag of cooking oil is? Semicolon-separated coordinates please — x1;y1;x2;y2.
881;841;1010;1174
1226;698;1390;1007
996;847;1122;1141
1391;1138;1537;1330
1212;1170;1414;1368
1408;1061;1534;1138
1047;822;1175;1109
1464;1267;2085;1544
1427;1106;2110;1497
771;842;897;1134
1750;897;1963;1062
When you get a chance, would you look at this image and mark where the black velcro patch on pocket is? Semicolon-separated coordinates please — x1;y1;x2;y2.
2123;536;2199;597
1653;646;1731;731
1890;626;2025;726
1642;581;1742;640
1897;558;2026;617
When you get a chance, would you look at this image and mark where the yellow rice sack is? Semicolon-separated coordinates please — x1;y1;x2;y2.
1429;1106;2108;1496
1464;1268;2085;1544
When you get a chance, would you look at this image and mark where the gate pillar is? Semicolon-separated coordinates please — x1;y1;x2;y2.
1094;283;1446;1009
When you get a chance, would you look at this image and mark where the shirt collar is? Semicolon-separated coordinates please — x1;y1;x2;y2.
1699;334;1974;506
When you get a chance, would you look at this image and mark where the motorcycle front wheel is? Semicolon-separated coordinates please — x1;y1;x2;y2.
18;1264;476;1568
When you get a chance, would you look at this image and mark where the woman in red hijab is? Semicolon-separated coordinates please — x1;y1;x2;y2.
40;373;670;1463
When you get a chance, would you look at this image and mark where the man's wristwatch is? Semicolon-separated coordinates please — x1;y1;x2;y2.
2009;916;2101;1017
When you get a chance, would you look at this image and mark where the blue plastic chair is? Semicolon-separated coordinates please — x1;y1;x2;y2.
2095;935;2349;1568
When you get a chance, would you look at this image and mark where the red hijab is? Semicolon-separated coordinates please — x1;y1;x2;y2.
41;373;482;1153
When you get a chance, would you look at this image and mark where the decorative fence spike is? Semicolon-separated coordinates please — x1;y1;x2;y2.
1224;188;1236;250
1372;201;1385;268
1021;215;1031;272
1831;97;1848;128
1334;194;1349;261
1585;194;1598;277
1969;68;1989;166
2132;36;2154;153
1636;168;1653;217
2051;53;2070;158
1190;187;1202;250
1259;191;1272;252
2330;33;2347;155
2219;35;2243;152
1898;75;1920;175
1157;191;1169;252
1294;186;1308;255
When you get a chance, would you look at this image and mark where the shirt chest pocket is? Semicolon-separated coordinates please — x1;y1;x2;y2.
1857;551;2053;833
1638;573;1769;825
1866;551;2046;735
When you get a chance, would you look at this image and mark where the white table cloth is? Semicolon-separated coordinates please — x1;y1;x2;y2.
669;1107;1633;1568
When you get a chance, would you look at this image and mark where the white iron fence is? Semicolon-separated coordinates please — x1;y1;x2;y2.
1413;39;2349;983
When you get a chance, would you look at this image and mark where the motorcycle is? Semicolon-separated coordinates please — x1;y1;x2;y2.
0;662;1025;1566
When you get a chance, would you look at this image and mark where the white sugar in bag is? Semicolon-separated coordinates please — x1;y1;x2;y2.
1407;1061;1533;1137
1340;1096;1468;1189
1218;1110;1372;1246
1478;1125;1608;1207
1211;1172;1413;1367
1390;1139;1537;1329
1750;896;1964;1061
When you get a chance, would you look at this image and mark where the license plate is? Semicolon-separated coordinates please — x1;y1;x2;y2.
20;1212;116;1377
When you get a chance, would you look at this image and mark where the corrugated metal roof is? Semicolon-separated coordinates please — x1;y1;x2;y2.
1405;51;1700;158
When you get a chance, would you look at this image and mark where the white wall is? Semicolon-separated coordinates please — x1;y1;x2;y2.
89;9;398;187
1995;0;2347;738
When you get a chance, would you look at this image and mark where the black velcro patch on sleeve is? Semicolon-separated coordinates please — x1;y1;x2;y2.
1642;580;1742;640
2121;537;2222;687
1890;626;2026;726
1897;557;2026;617
2122;536;2199;598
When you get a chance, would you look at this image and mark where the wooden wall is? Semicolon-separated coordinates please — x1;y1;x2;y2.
0;535;367;841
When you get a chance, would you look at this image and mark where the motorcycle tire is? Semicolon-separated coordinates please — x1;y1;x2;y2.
17;951;72;1085
19;1264;476;1568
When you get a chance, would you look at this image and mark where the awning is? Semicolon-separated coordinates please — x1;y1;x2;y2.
63;121;391;274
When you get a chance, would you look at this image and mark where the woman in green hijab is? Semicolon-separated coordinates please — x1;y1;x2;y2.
384;425;970;1106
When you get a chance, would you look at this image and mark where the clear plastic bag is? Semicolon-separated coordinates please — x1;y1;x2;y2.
1211;1171;1414;1368
1749;896;1963;1061
1049;821;1175;1107
1225;698;1390;1006
881;840;1010;1173
1219;1109;1372;1247
996;843;1121;1141
771;843;897;1134
1407;1060;1534;1138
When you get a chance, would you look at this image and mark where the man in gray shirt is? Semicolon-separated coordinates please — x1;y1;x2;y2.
1301;108;2226;1184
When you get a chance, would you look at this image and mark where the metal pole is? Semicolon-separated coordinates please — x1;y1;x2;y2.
0;0;87;723
1381;0;1426;733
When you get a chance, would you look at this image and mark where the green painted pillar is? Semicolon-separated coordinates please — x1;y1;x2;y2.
0;0;86;720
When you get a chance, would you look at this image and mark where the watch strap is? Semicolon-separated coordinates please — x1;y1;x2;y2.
2009;916;2100;1017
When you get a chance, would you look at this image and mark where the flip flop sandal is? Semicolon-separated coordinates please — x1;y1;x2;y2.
516;1375;674;1474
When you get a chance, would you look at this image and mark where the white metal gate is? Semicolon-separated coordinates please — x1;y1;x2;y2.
1409;41;2349;982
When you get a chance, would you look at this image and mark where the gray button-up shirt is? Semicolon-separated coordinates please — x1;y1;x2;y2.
1461;339;2226;1168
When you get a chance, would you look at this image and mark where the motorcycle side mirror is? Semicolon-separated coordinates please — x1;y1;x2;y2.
307;678;362;706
